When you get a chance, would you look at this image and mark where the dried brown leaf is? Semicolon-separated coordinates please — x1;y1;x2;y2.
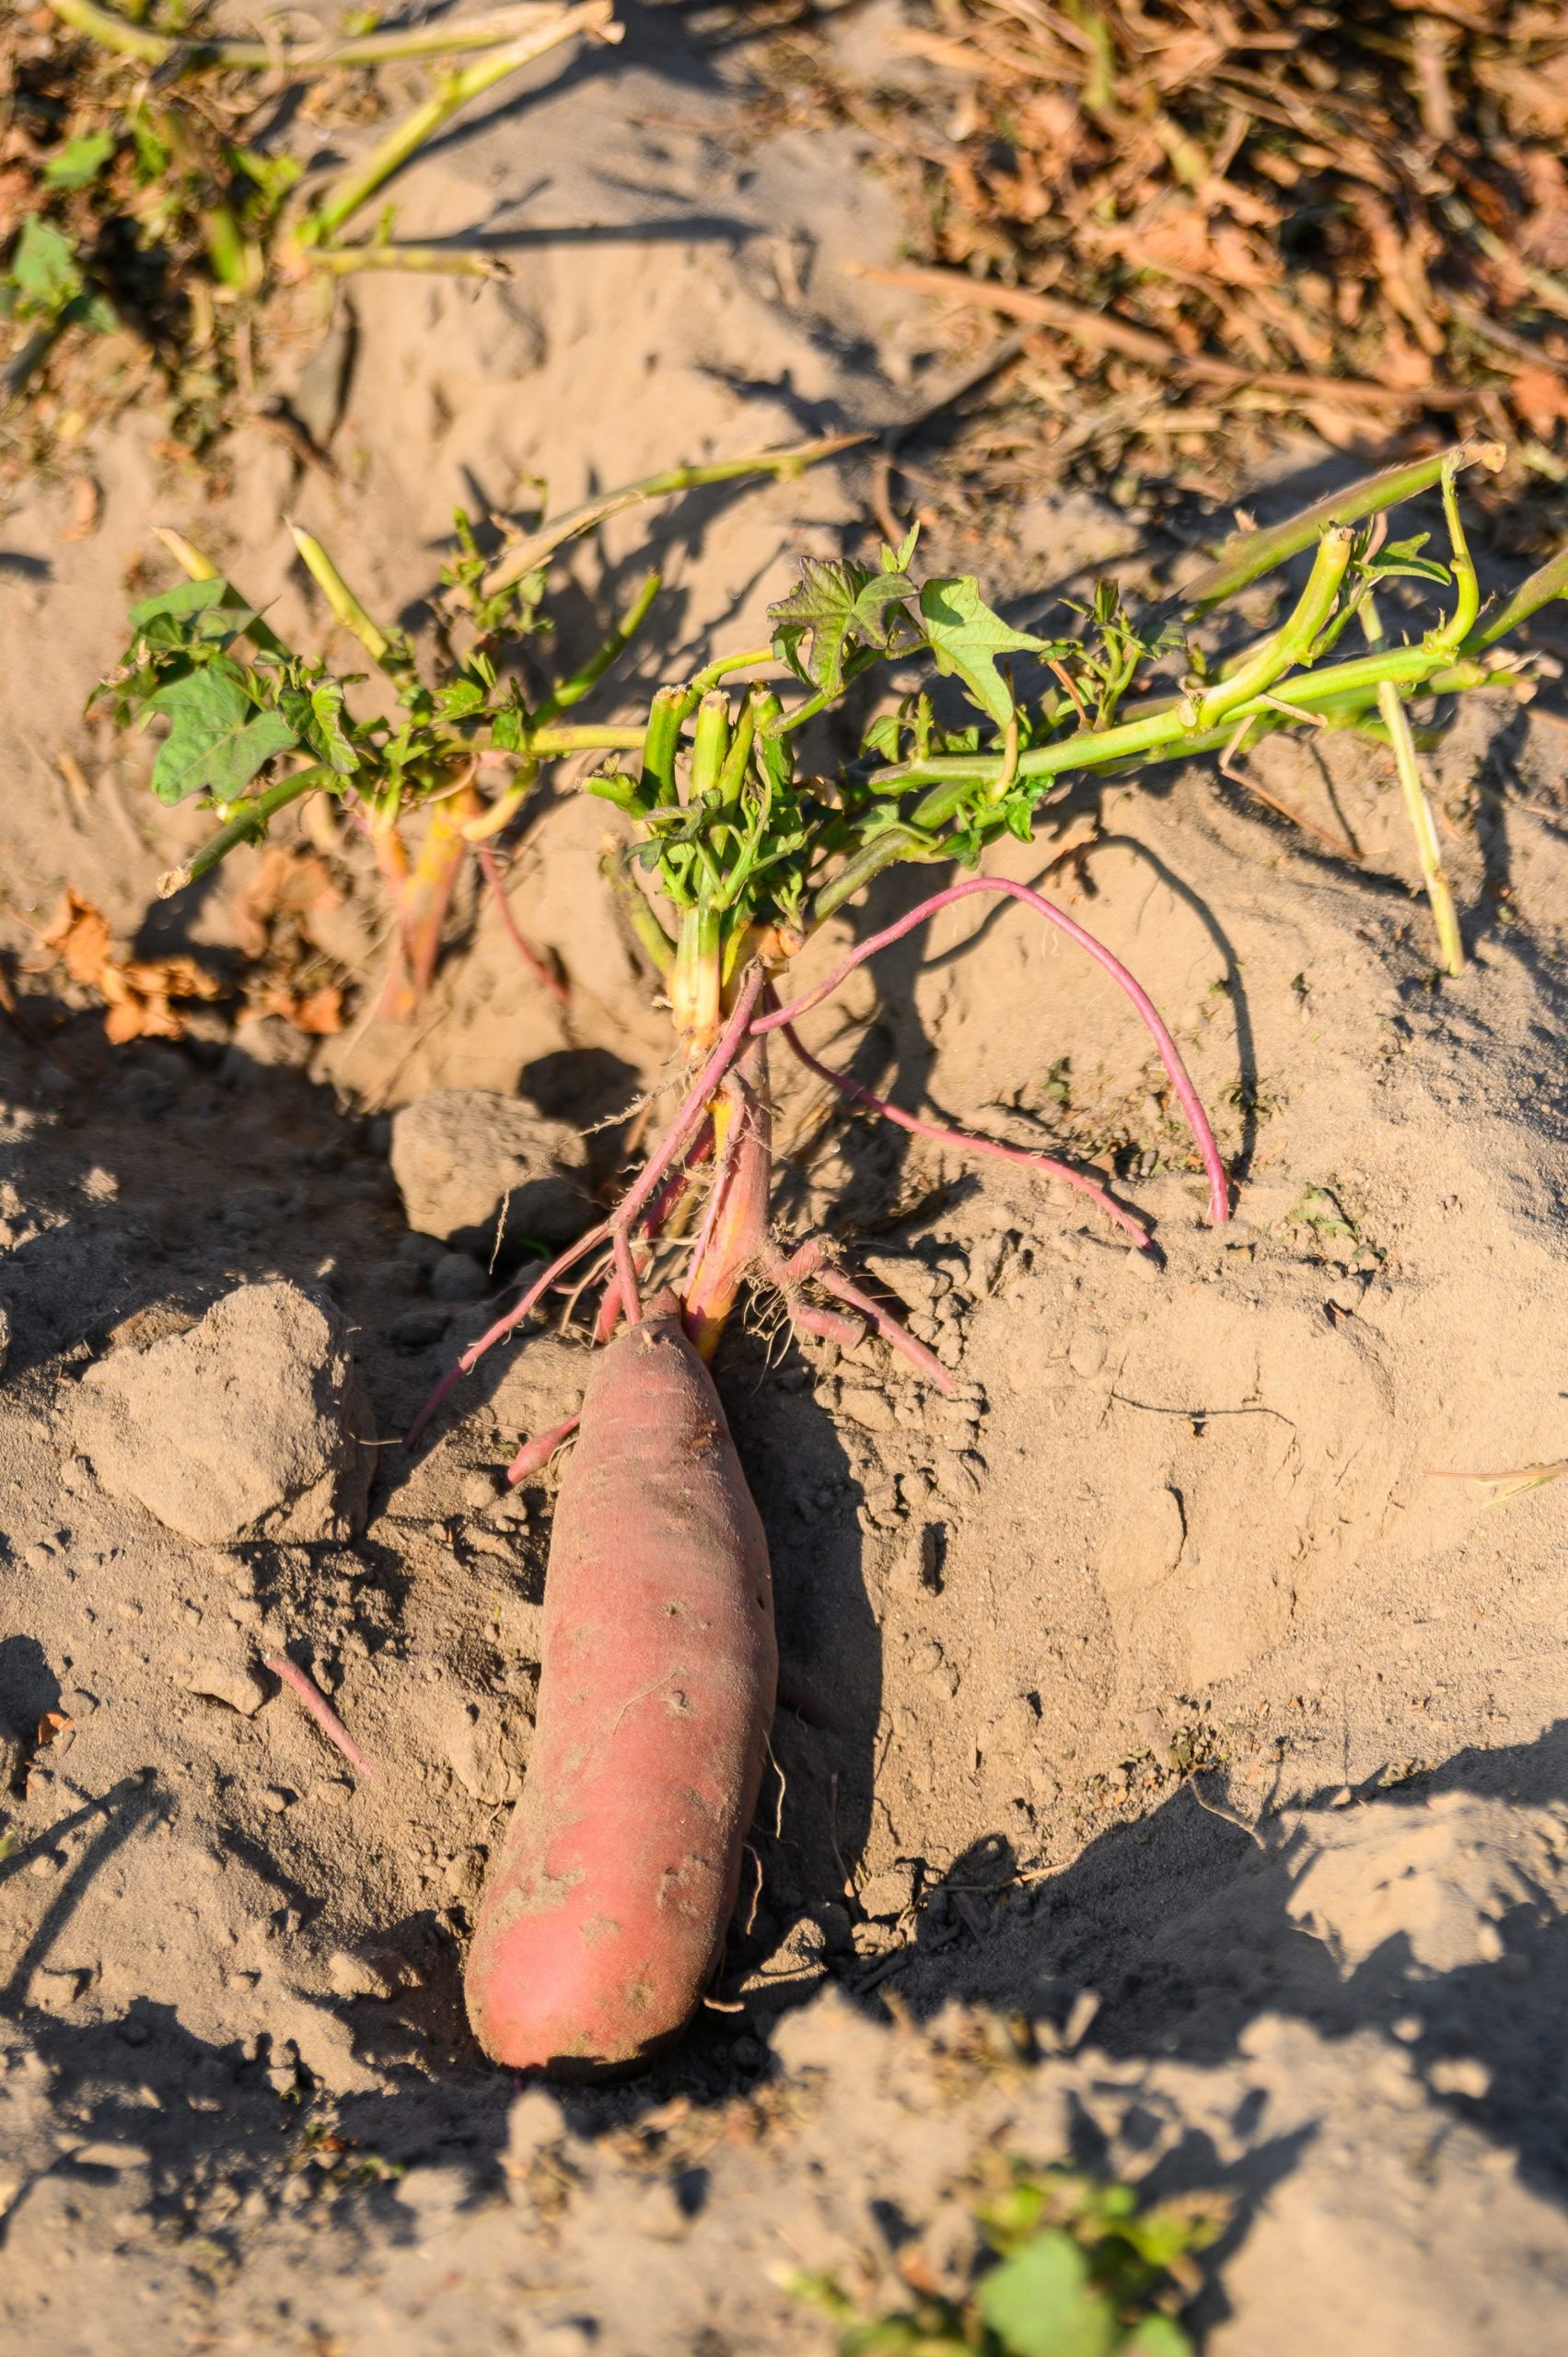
26;888;220;1043
230;846;342;962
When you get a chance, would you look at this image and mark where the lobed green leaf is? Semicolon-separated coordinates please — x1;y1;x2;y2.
145;666;298;804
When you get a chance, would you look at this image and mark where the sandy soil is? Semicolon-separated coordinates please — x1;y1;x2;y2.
6;9;1568;2351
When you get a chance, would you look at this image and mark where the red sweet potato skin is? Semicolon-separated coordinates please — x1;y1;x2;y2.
464;1295;776;2075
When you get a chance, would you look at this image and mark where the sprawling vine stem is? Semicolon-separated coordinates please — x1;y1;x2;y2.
758;878;1230;1225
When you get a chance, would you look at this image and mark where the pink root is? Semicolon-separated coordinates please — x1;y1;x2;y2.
613;1227;644;1328
405;1218;610;1441
407;975;762;1441
263;1653;379;1782
761;1237;956;1394
788;1300;867;1349
813;1262;958;1395
755;877;1229;1225
618;964;766;1234
506;1413;582;1484
594;1132;713;1341
477;845;570;1007
776;1012;1151;1249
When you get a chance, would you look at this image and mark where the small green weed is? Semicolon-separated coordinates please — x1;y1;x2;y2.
788;2158;1227;2356
1281;1182;1380;1267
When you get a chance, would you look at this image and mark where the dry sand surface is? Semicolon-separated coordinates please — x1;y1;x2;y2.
5;8;1568;2351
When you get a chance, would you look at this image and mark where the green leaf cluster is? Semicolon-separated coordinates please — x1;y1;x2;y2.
789;2160;1224;2357
106;579;306;805
3;217;116;332
97;512;643;831
770;531;1071;727
99;447;1565;1009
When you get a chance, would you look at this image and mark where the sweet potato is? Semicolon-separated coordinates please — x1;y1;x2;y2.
464;1290;776;2076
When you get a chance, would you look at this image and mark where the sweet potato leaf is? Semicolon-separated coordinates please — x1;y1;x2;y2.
973;2234;1117;2357
770;558;915;696
280;679;359;774
131;575;261;650
917;577;1055;726
9;218;83;317
145;665;297;803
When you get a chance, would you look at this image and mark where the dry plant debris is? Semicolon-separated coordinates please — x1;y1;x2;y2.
230;843;345;1034
743;0;1568;528
22;881;220;1039
0;0;617;483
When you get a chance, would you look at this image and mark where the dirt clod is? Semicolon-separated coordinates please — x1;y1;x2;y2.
389;1089;589;1258
71;1281;372;1544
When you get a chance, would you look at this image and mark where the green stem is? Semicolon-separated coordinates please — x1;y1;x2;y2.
304;11;609;247
309;244;509;281
43;0;610;74
689;692;732;803
531;572;660;726
691;645;776;691
889;643;1494;822
811;825;937;923
638;686;693;806
481;433;867;598
1363;592;1464;977
604;853;675;977
1469;542;1568;652
1179;437;1504;613
715;693;759;808
1437;459;1481;648
288;522;396;669
157;769;330;898
529;723;647;754
1189;527;1353;728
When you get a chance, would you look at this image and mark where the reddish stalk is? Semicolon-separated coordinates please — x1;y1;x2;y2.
774;1011;1151;1248
617;965;767;1235
613;1226;644;1327
407;996;760;1440
477;843;571;1007
759;1237;956;1394
787;1300;867;1350
379;788;477;1021
263;1652;379;1782
756;877;1230;1225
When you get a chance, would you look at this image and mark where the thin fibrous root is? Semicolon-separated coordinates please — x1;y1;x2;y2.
755;877;1229;1226
560;1243;617;1335
405;1217;611;1441
406;976;762;1440
774;1009;1151;1250
507;1413;583;1485
263;1652;379;1782
477;845;571;1006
